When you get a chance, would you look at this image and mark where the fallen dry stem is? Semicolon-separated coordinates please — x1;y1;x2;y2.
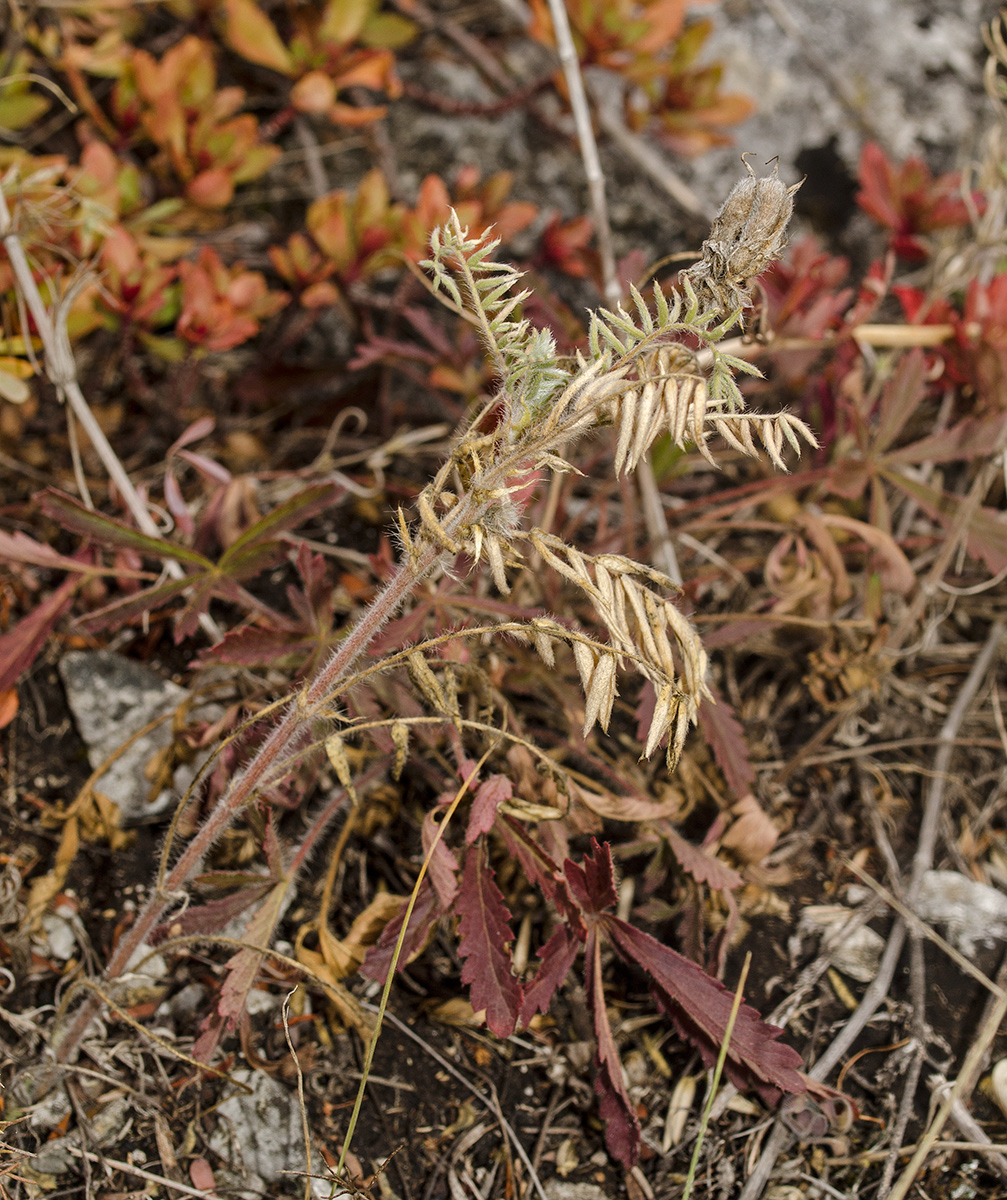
742;619;1007;1200
545;0;618;305
0;187;222;643
907;618;1006;900
886;988;1007;1200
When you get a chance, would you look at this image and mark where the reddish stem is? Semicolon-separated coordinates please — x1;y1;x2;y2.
54;535;444;1063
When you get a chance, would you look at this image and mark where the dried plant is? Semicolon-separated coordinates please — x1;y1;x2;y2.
52;168;816;1111
685;156;802;315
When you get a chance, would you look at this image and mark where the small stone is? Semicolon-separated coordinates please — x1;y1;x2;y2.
59;651;220;825
39;913;77;961
545;1182;608;1200
209;1068;305;1183
916;871;1007;958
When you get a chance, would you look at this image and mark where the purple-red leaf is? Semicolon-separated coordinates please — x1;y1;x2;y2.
195;625;315;668
564;838;618;915
698;686;755;800
884;470;1007;574
520;926;580;1026
456;845;523;1038
603;916;805;1103
0;530;142;576
659;820;742;891
499;816;587;940
585;929;640;1167
150;880;273;943
360;879;439;981
39;489;212;567
0;577;77;691
467;774;512;843
422;804;460;910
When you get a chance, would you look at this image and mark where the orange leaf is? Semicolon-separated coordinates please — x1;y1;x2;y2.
291;70;336;114
186;168;234;209
0;688;18;730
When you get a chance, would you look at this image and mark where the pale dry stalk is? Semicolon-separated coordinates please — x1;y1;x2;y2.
0;185;223;642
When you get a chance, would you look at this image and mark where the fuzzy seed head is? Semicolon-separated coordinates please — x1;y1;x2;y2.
686;158;802;312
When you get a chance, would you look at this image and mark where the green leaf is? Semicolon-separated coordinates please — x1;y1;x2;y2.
218;482;341;566
222;0;295;75
216;539;287;581
361;11;417;49
0;91;51;133
39;491;214;568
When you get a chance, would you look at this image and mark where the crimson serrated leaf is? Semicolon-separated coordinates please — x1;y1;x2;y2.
360;879;439;981
659;820;741;891
467;774;512;843
698;685;754;801
150;881;273;943
585;929;640;1167
603;915;805;1103
520;926;580;1026
564;838;618;914
193;877;289;1062
456;844;523;1038
195;625;316;668
498;815;586;939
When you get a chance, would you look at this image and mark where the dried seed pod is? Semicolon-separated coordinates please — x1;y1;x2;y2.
686;157;803;314
390;721;409;781
324;734;358;804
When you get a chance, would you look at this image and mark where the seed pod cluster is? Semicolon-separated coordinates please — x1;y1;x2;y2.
686;157;803;315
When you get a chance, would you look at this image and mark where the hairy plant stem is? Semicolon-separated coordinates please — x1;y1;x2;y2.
53;495;484;1064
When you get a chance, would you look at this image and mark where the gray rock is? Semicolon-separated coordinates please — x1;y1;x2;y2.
211;1070;333;1190
59;650;216;825
693;0;994;208
916;870;1007;958
209;1068;305;1184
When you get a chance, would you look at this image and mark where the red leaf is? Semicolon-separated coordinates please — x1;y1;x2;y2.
360;879;439;981
0;529;115;574
875;347;928;455
456;844;523;1037
189;1158;217;1195
564;838;618;915
585;929;640;1167
150;881;273;943
697;686;754;800
193;878;289;1062
0;577;77;691
856;142;901;231
499;816;587;939
887;472;1007;574
195;624;312;668
520;926;580;1025
659;821;741;891
604;916;805;1103
467;774;512;843
422;804;460;909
